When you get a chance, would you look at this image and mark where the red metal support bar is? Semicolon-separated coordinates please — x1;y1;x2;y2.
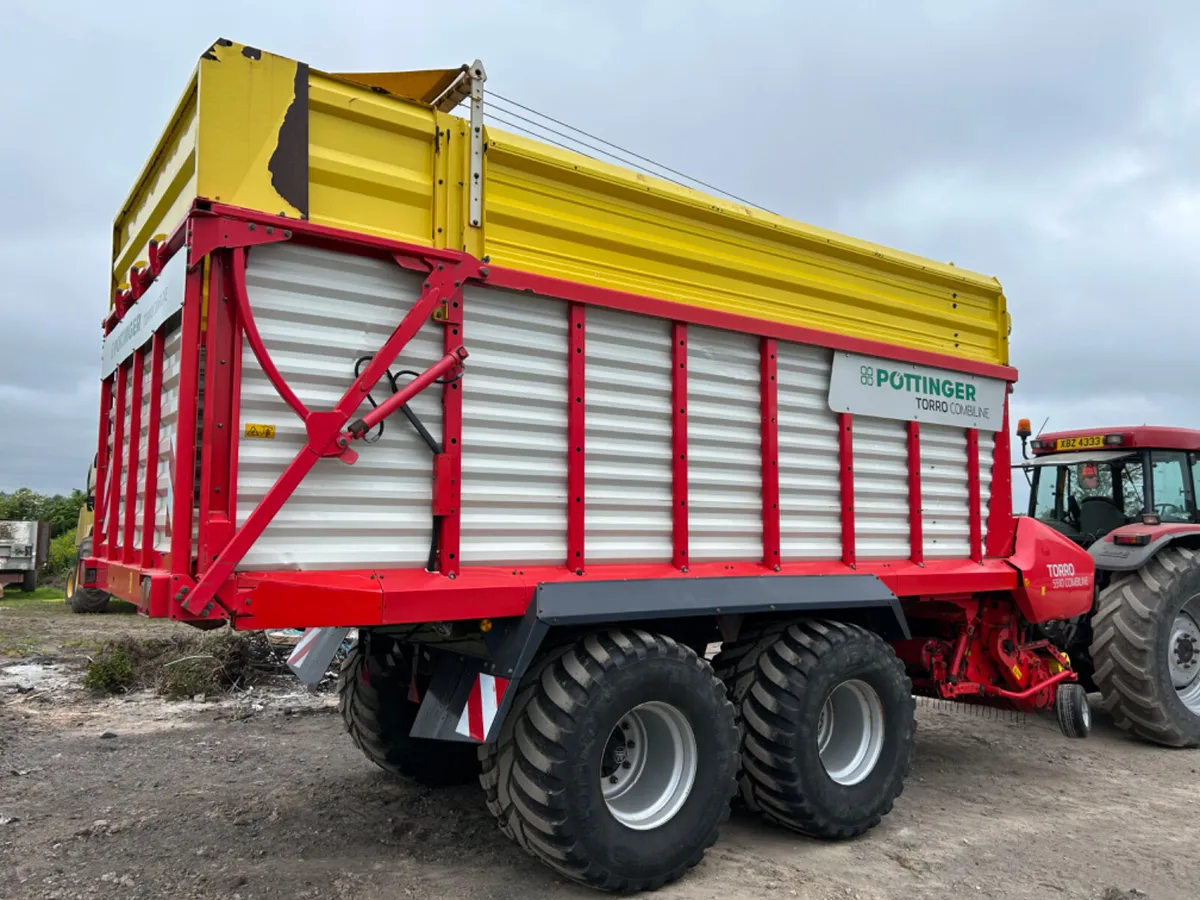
141;332;165;568
122;348;145;564
170;262;206;578
198;252;240;569
672;323;689;571
438;286;465;577
907;421;924;565
349;352;464;438
178;259;475;617
761;338;780;569
986;399;1015;557
106;363;128;561
93;376;113;552
967;427;983;562
839;412;856;568
568;303;586;573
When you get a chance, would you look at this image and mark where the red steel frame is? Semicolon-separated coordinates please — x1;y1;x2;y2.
88;202;1021;630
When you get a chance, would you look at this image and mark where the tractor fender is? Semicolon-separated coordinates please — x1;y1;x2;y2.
409;573;908;744
1091;524;1200;573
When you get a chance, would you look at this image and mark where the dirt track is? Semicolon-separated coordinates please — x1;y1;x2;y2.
1;598;1196;900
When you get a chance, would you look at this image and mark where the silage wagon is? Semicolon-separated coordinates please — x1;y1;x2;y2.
83;40;1096;892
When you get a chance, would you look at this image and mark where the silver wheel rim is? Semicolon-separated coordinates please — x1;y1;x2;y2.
818;679;886;786
601;701;697;830
1170;597;1200;714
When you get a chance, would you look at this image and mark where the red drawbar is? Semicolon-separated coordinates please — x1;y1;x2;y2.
672;323;689;570
568;303;586;571
122;348;145;564
141;332;165;568
107;363;128;560
907;421;923;565
839;413;855;567
967;428;982;563
761;338;780;568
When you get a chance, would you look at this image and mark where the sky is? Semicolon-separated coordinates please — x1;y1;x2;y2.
2;0;1199;505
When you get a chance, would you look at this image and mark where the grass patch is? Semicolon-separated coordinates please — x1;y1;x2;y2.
0;587;65;606
84;631;279;698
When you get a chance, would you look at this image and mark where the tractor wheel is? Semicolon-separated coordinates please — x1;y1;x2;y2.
67;537;110;613
740;619;915;839
337;637;479;786
479;629;738;893
1090;547;1200;747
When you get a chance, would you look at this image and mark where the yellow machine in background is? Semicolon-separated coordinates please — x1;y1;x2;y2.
64;457;110;612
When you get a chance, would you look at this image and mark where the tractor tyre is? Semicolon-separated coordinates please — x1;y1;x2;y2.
337;637;479;786
67;537;110;613
740;619;915;839
1090;546;1200;747
479;629;738;892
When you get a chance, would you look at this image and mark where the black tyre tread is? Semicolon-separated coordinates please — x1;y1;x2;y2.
482;629;737;892
337;641;478;785
1056;684;1090;739
711;620;790;811
67;537;110;613
741;619;915;839
1090;546;1200;748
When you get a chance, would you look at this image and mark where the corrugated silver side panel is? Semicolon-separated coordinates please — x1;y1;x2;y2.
688;326;762;562
979;431;995;544
237;244;441;571
460;286;568;566
131;346;152;554
776;343;841;560
585;308;673;564
922;424;970;558
854;417;910;560
153;326;181;553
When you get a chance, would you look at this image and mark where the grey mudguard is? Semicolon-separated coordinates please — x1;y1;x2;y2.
1091;533;1198;572
410;573;906;744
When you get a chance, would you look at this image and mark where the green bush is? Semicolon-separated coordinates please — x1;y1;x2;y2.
44;528;77;577
84;644;136;693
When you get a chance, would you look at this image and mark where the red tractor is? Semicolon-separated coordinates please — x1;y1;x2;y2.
1018;422;1200;746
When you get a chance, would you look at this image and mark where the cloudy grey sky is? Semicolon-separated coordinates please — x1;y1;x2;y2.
2;1;1199;505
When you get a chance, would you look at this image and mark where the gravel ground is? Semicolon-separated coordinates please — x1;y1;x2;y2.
1;597;1197;900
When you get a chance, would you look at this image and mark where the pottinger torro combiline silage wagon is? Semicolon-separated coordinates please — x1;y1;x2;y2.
84;40;1097;892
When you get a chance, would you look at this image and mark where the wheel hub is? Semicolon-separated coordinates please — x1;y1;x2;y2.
1170;607;1200;714
817;679;886;786
601;701;697;831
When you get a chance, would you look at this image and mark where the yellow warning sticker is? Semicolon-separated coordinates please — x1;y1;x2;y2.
1011;664;1023;681
244;423;277;439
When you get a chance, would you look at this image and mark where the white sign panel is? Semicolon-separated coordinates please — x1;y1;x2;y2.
100;252;188;377
827;351;1006;432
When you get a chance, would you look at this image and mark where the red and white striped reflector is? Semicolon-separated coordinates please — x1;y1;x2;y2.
455;673;510;742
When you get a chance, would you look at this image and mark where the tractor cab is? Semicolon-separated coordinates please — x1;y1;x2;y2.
1015;424;1200;547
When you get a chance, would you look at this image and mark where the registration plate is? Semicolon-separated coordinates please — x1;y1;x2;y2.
1055;435;1105;451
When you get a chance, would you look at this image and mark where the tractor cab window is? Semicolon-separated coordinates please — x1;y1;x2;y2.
1150;451;1194;522
1030;456;1145;539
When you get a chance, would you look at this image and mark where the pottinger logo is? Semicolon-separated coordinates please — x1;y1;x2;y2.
860;365;875;387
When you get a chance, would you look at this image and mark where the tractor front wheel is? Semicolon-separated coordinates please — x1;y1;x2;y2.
67;537;110;613
1091;547;1200;747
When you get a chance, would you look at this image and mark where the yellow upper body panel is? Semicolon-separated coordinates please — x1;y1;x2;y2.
113;39;1009;367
